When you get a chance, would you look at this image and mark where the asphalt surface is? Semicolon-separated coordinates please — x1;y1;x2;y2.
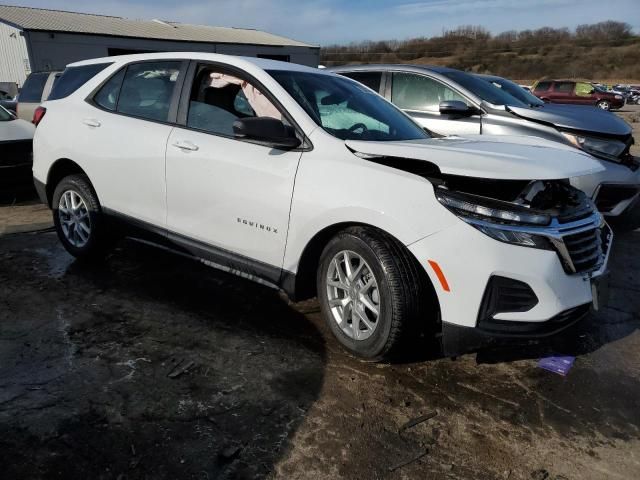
1;201;639;480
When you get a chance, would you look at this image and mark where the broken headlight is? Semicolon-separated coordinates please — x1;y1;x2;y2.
561;132;627;162
435;188;553;250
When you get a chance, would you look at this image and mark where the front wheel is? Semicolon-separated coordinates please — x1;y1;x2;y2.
52;174;113;260
317;227;434;361
596;100;610;110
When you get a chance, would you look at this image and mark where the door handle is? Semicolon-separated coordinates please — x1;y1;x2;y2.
172;140;199;152
82;118;101;127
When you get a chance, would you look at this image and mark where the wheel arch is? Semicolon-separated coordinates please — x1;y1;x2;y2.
284;222;440;326
45;158;89;207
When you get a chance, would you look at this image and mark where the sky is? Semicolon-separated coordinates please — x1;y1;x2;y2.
8;0;640;45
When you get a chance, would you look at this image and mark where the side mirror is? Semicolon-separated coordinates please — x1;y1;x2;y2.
233;117;301;149
439;100;474;116
589;89;595;94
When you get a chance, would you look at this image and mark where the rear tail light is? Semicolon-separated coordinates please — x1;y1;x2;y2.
32;106;46;126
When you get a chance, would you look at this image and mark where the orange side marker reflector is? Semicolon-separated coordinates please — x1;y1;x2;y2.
428;260;450;292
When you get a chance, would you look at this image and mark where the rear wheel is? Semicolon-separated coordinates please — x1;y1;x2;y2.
52;174;113;260
317;226;435;361
596;100;610;110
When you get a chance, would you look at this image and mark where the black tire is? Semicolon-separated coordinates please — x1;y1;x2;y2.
316;226;436;361
52;174;112;260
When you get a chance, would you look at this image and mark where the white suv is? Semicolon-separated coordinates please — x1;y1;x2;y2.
33;53;612;360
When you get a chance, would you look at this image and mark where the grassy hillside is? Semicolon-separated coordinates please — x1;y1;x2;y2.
321;22;640;83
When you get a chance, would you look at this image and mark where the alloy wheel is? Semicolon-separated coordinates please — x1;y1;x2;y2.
597;101;610;110
58;189;91;248
326;250;381;341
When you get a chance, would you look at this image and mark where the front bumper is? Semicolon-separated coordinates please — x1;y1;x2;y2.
408;216;611;353
570;159;640;217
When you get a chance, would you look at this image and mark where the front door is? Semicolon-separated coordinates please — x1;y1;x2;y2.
389;72;481;136
165;63;303;278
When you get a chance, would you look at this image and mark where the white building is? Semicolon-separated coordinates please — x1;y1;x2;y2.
0;4;320;87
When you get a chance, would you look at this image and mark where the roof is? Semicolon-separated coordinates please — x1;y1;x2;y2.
0;4;316;48
69;51;328;75
328;64;455;74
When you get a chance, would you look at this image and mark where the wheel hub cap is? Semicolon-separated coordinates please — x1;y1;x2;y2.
326;250;380;341
58;190;91;248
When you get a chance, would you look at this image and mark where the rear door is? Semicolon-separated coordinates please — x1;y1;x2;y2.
165;62;303;277
551;81;576;104
389;72;480;135
78;59;187;227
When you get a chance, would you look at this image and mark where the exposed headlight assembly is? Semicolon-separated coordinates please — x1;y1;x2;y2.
562;132;627;161
435;188;553;250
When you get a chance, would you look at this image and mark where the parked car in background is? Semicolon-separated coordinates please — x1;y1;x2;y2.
330;65;639;220
0;90;17;114
33;53;611;360
16;71;61;121
532;80;624;111
0;104;35;196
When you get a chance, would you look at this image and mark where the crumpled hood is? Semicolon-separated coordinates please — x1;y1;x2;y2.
345;135;605;180
507;104;632;137
0;118;34;142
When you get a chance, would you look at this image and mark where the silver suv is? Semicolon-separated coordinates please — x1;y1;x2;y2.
330;65;639;220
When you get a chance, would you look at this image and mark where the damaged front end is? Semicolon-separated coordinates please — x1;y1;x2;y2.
431;174;613;356
433;175;612;275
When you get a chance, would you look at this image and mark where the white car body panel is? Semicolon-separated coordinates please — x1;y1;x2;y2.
345;135;604;180
32;52;612;338
0;116;34;141
166;126;302;267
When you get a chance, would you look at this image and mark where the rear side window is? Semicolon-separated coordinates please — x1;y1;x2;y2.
48;63;111;100
554;82;574;93
533;81;551;92
340;71;383;94
19;73;49;102
116;61;182;122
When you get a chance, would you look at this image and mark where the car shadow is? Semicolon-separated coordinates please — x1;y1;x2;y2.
0;234;327;480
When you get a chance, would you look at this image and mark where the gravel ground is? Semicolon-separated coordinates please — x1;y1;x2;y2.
1;108;639;479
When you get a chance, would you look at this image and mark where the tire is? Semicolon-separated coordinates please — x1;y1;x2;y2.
316;226;435;361
596;100;610;110
52;174;113;260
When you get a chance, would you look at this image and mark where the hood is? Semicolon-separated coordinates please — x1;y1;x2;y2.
507;104;632;137
345;135;605;181
0;118;34;142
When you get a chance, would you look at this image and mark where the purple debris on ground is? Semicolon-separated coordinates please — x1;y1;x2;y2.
538;356;575;376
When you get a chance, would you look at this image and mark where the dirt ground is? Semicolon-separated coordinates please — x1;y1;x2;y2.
1;110;640;479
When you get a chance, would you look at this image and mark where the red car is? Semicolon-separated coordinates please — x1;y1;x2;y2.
532;80;625;111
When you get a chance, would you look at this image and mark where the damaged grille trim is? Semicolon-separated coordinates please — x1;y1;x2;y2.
464;211;612;275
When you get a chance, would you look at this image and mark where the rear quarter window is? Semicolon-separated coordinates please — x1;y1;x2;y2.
19;73;49;102
48;63;112;100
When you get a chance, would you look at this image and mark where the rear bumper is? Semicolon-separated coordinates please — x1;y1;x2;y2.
0;163;34;195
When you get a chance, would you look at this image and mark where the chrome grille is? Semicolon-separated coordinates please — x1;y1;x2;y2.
552;220;612;275
564;228;602;273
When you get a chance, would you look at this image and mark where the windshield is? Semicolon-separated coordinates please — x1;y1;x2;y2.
267;70;429;141
482;77;544;107
0;105;12;121
441;71;528;107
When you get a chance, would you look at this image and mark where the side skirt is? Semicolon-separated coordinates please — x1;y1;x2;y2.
102;207;295;294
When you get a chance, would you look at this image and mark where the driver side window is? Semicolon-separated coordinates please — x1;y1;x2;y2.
392;73;467;112
186;66;284;136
